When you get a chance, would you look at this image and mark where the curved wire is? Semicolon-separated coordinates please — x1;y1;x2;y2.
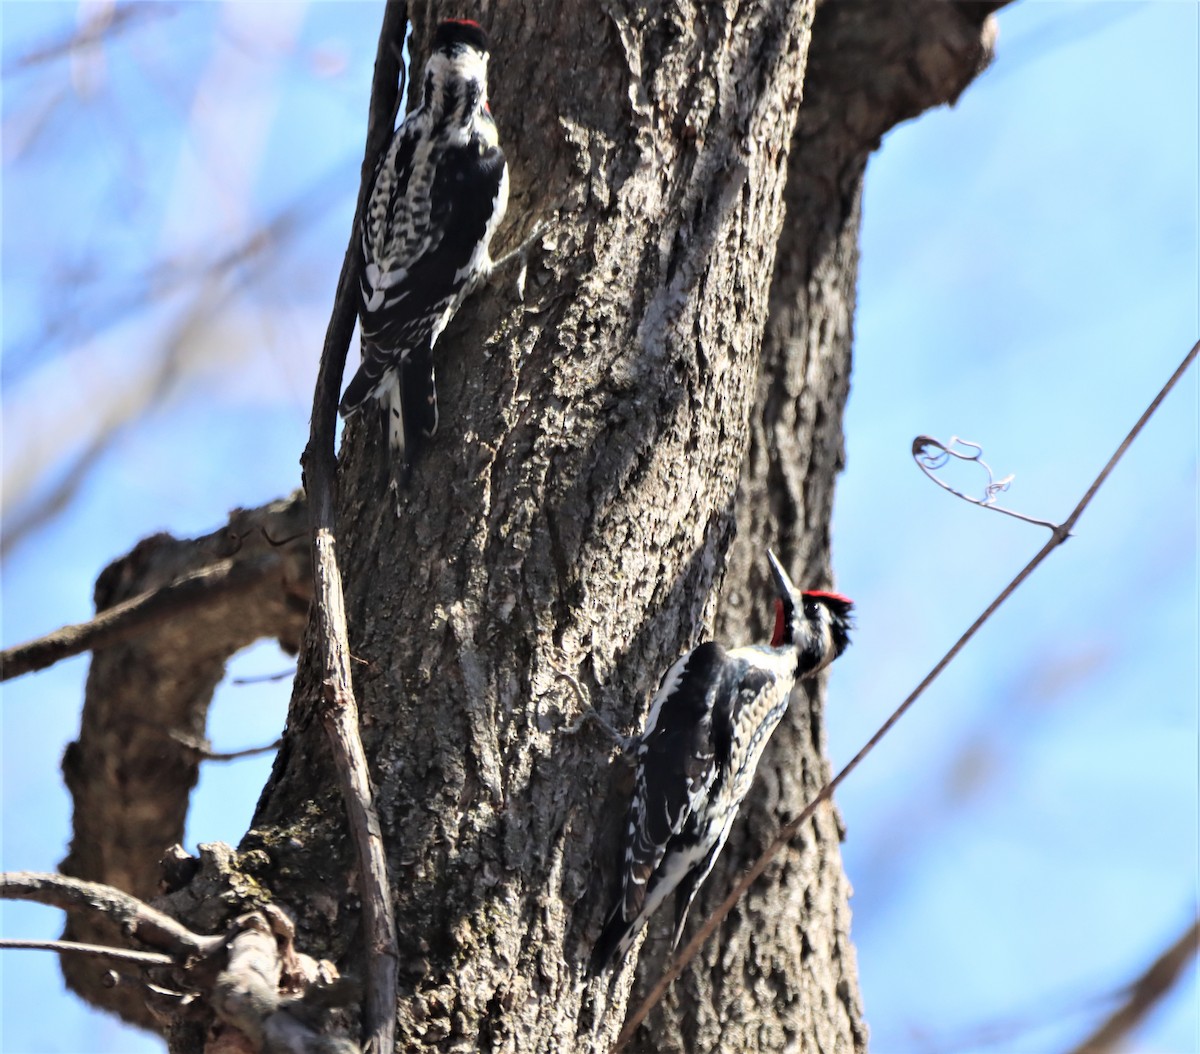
912;434;1059;530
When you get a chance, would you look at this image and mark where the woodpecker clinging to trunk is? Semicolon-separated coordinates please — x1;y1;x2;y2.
340;18;509;479
590;551;854;975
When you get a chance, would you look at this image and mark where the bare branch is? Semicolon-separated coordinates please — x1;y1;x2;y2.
1;554;287;682
2;873;360;1051
231;667;297;685
1064;917;1200;1054
0;937;175;968
617;338;1200;1047
167;731;282;763
56;494;311;1025
0;871;219;959
298;4;408;1051
2;3;179;76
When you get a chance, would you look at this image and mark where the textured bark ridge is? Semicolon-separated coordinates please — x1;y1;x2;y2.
242;2;1004;1052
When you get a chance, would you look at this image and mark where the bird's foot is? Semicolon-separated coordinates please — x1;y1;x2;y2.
492;219;551;273
491;219;553;301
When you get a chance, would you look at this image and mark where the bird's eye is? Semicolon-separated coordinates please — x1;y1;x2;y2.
804;600;819;620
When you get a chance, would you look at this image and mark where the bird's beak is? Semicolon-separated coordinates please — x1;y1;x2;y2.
765;549;797;601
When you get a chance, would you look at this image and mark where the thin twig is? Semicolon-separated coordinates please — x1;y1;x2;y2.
231;668;297;686
168;732;282;763
3;4;179;75
615;339;1200;1049
1063;917;1200;1054
884;984;1116;1054
0;872;219;959
0;937;175;968
299;4;407;1051
0;555;282;682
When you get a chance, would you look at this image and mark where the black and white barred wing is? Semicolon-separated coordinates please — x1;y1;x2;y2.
358;132;445;345
341;127;507;417
624;643;729;915
590;643;729;972
720;644;796;803
662;662;776;946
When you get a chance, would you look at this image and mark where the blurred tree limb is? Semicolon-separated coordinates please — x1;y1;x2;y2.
52;494;310;1028
1065;917;1200;1054
1;165;347;562
2;3;179;77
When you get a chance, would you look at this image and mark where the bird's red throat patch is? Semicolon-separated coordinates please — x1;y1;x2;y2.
771;598;786;647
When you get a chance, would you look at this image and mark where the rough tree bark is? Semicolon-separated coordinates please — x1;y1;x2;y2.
31;1;1004;1050
251;2;1001;1052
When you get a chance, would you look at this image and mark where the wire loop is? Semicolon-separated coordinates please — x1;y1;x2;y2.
912;434;1058;530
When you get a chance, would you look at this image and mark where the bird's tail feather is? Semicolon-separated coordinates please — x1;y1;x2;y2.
339;367;377;418
590;906;639;977
400;349;438;467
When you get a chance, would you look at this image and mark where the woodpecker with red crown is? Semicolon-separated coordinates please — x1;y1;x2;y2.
590;550;854;974
340;18;509;480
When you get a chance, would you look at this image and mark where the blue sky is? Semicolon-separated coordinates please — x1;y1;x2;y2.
2;3;1197;1053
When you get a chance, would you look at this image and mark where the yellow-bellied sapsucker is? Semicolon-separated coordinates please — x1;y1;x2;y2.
591;551;854;974
340;19;509;476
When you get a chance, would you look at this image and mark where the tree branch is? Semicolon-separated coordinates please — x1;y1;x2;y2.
168;731;282;763
56;494;311;1026
2;555;288;682
2;871;361;1052
0;937;176;968
1064;918;1200;1054
298;4;407;1051
619;338;1199;1047
1;871;219;959
2;3;178;76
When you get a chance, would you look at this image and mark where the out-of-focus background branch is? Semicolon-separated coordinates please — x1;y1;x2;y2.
1;3;1195;1052
1065;918;1200;1054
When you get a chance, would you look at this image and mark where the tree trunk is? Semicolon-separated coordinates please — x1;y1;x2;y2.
258;1;828;1049
247;1;1000;1051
